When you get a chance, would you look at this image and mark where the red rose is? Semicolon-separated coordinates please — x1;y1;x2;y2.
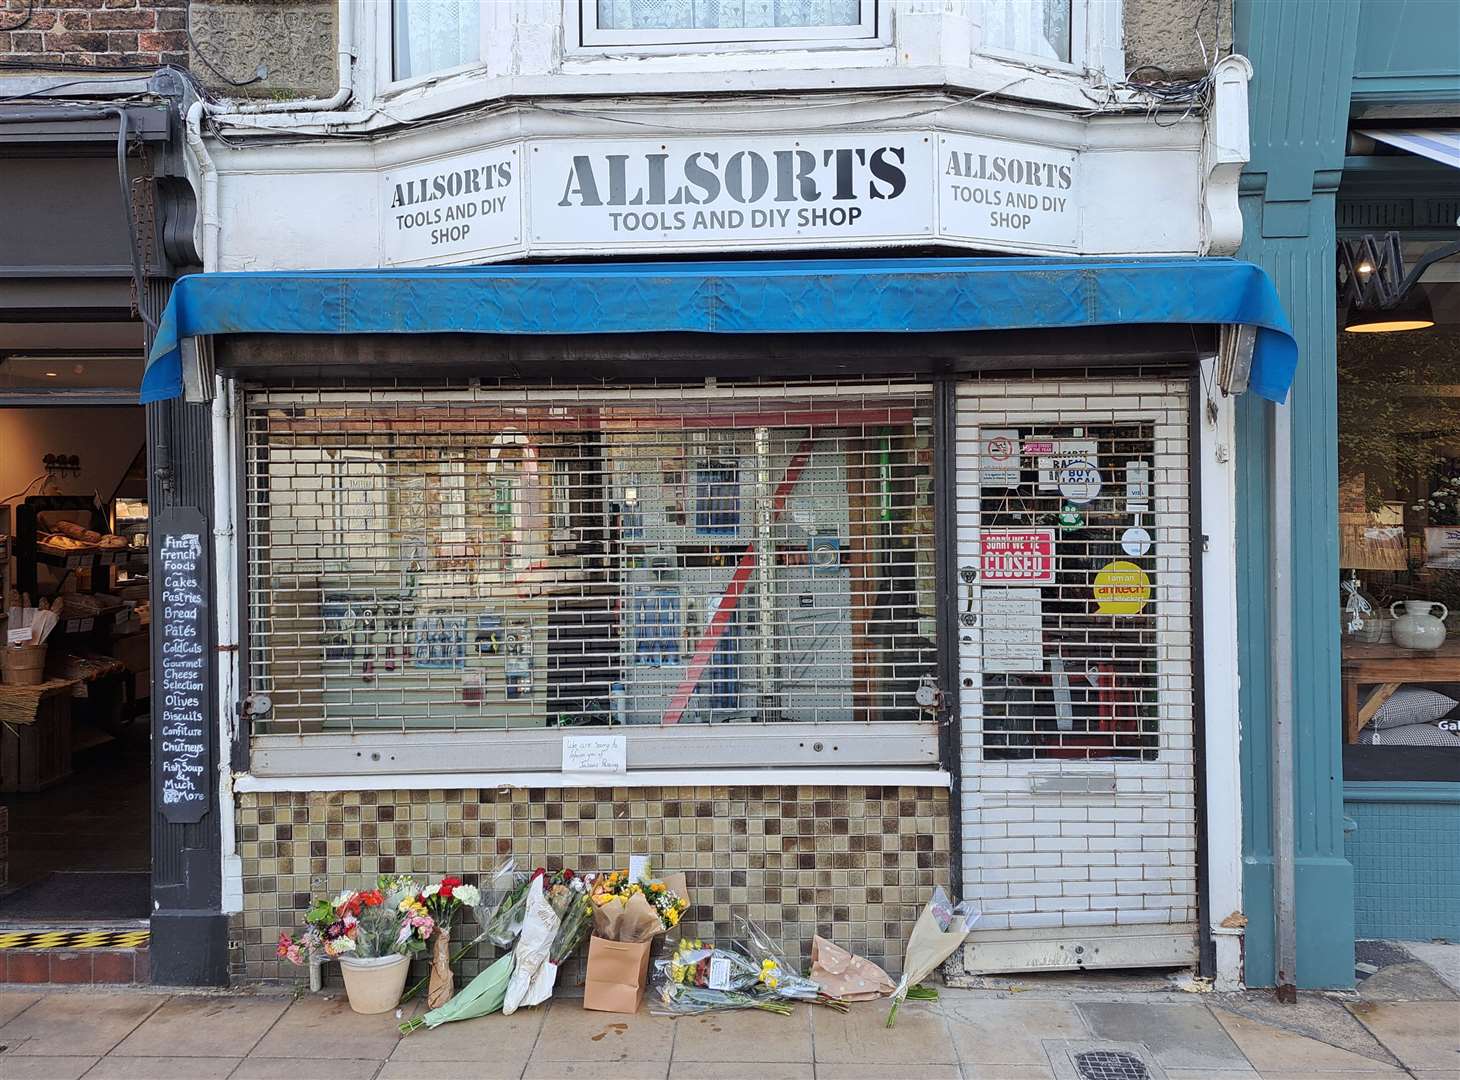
440;884;455;899
442;876;462;888
531;867;547;881
562;868;574;880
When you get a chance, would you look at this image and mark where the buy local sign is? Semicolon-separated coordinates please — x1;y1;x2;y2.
380;131;1079;266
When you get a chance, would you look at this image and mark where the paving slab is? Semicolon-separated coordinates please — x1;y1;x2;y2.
0;991;166;1056
251;995;402;1060
379;1056;523;1080
388;1004;543;1062
1164;1070;1257;1080
1076;1002;1249;1070
669;1006;813;1063
1401;941;1460;995
232;1058;386;1080
812;997;957;1065
1208;992;1398;1066
1355;962;1458;1002
111;994;290;1057
521;1060;668;1080
82;1055;241;1079
1255;1073;1416;1080
959;1065;1055;1079
526;1002;674;1063
943;998;1087;1066
816;1066;961;1080
1346;999;1460;1073
0;992;40;1028
1210;1008;1404;1075
670;1063;813;1080
0;1054;99;1080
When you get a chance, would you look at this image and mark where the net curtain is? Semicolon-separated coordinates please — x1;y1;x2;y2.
596;0;861;30
394;0;482;80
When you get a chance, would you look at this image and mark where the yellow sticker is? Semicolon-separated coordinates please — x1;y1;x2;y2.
1093;560;1151;615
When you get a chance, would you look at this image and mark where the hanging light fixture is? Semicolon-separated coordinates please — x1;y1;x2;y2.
1343;285;1435;333
1339;233;1457;333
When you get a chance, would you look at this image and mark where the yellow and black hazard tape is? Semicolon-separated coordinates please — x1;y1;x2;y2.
0;929;150;950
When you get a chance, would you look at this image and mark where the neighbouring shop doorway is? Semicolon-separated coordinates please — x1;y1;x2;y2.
0;356;153;923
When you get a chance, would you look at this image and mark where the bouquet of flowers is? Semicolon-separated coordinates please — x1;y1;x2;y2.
400;875;483;1007
651;939;792;1016
548;871;594;965
732;916;849;1012
279;887;424;965
591;869;688;934
483;865;534;947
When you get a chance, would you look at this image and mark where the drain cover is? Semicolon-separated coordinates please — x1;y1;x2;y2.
1073;1050;1152;1080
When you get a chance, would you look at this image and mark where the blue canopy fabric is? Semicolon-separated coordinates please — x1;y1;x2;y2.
141;257;1298;404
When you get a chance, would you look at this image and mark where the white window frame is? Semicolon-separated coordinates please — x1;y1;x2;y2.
573;0;883;52
976;0;1085;72
379;0;491;97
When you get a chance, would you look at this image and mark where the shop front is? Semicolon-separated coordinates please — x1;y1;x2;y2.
141;251;1295;986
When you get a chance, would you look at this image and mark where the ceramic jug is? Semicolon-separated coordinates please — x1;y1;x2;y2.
1390;601;1449;650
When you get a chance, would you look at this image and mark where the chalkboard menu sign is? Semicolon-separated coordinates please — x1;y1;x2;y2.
154;508;211;824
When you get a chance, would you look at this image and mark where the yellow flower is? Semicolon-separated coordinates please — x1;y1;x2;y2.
766;976;779;989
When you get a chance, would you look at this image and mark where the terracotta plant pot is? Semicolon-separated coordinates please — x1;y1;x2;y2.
338;953;410;1014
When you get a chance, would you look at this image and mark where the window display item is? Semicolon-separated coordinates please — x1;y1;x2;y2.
1359;722;1460;747
1365;688;1457;730
1390;601;1448;651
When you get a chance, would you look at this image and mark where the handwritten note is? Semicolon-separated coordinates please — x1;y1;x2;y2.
155;508;210;824
561;734;627;774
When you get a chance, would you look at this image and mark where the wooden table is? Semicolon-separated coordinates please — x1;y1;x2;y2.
1342;638;1460;743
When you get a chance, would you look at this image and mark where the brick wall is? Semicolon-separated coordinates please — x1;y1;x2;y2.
0;0;188;69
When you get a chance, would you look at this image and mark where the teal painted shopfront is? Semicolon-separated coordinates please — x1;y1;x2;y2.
1235;0;1460;989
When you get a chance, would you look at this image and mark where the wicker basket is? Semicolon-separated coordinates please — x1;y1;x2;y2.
0;644;47;686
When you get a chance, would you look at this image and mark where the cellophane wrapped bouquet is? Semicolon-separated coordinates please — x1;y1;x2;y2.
654;939;794;1016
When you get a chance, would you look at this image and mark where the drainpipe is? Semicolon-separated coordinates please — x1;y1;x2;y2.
1270;400;1297;1003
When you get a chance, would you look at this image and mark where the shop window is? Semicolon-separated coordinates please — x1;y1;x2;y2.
1338;278;1460;776
581;0;877;47
393;0;483;81
242;380;935;757
977;0;1074;65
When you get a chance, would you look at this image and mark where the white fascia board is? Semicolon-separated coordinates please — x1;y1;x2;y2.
234;767;953;793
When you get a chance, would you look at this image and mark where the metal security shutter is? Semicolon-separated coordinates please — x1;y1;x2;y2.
241;377;938;771
953;376;1199;973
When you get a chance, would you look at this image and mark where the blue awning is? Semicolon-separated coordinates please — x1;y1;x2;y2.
142;257;1298;404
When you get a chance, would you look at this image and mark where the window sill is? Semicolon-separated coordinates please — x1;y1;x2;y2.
232;765;952;792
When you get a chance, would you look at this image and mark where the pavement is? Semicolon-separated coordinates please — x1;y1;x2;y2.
0;943;1456;1080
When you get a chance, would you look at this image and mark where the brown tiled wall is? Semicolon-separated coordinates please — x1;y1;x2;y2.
232;785;949;984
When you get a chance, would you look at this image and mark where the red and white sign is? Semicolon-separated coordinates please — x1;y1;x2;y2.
980;528;1056;583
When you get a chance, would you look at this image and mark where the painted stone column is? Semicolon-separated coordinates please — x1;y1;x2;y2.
1233;0;1360;990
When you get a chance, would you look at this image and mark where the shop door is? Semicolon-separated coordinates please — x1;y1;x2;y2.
954;376;1200;973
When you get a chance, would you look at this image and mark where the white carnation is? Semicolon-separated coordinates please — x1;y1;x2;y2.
453;884;481;906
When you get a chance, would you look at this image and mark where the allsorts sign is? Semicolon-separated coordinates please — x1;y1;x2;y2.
379;130;1081;266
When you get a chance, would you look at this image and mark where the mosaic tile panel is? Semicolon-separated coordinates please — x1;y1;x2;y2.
231;784;950;985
